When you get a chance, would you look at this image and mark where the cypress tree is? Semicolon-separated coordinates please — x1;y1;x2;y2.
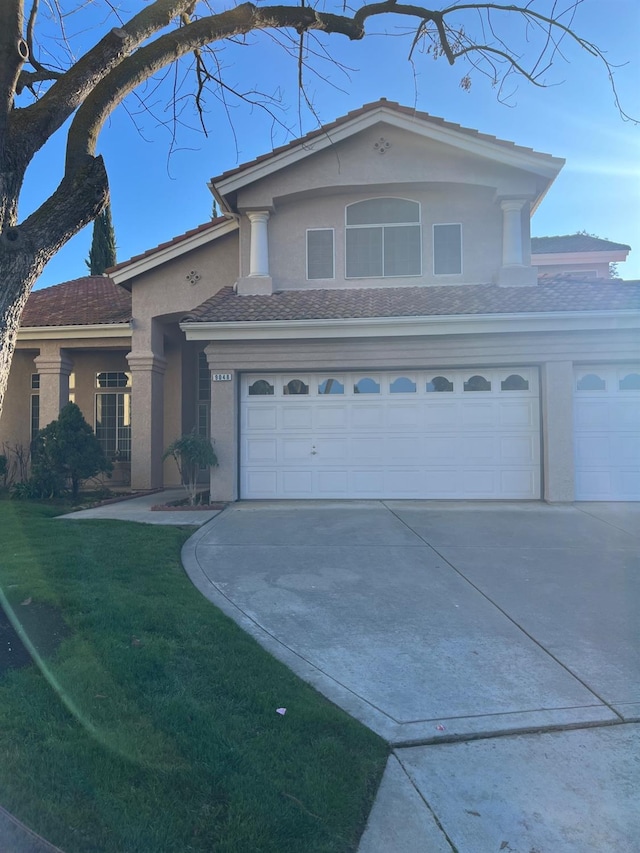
85;203;117;274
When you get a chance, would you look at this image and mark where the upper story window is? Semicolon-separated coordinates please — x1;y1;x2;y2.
307;229;335;280
433;224;462;275
346;198;421;278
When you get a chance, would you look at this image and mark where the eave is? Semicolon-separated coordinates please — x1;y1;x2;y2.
18;323;132;342
180;310;640;342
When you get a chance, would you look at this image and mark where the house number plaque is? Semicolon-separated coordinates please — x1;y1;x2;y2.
213;373;232;381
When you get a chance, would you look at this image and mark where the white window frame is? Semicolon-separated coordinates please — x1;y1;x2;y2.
345;198;422;279
433;223;463;276
306;228;335;281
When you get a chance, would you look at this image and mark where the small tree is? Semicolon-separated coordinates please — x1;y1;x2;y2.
163;431;218;506
85;203;117;275
30;402;112;499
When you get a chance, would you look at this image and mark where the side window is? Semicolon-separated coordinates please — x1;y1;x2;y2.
307;229;335;280
433;224;462;275
346;198;421;278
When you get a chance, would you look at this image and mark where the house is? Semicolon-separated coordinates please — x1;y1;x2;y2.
3;99;639;502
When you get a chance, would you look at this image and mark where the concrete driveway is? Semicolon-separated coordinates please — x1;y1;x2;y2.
183;501;640;852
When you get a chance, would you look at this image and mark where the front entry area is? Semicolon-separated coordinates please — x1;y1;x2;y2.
240;368;541;499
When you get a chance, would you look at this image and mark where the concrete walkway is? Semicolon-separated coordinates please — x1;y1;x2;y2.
182;500;640;853
60;489;223;526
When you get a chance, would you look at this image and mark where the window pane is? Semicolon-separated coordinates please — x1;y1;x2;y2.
318;378;344;395
30;395;40;441
619;373;640;391
434;224;462;275
354;377;380;394
96;392;131;461
347;198;419;225
283;379;309;395
346;227;382;277
198;351;210;402
248;379;274;396
464;375;491;392
31;373;40;390
501;374;529;391
97;371;130;388
307;229;334;279
427;376;453;392
384;225;421;276
390;377;416;393
576;374;606;391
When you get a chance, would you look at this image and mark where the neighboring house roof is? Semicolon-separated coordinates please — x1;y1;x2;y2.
531;235;631;254
184;280;640;324
21;276;131;327
211;98;563;192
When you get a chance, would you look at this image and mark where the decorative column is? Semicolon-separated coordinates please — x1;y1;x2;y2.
126;351;167;490
497;198;537;286
541;360;575;502
236;210;273;295
248;211;270;277
34;350;73;428
500;199;524;267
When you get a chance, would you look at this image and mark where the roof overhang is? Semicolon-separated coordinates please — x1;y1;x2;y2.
533;250;630;266
18;323;132;342
110;218;238;287
212;105;564;209
181;310;639;342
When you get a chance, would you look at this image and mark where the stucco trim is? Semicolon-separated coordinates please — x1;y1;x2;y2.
18;323;132;341
110;219;239;285
181;310;640;342
214;107;564;200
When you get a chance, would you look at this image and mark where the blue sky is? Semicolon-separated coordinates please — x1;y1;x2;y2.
23;0;640;289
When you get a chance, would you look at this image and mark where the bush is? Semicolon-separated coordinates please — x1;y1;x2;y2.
163;431;218;505
16;403;112;500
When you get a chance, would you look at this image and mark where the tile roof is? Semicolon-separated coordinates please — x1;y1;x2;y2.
211;98;558;186
531;235;631;254
107;218;228;274
185;280;640;324
22;277;131;327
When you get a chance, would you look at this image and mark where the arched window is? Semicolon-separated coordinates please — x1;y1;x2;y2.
619;373;640;391
283;379;309;395
576;373;606;391
248;379;274;396
501;374;529;391
390;376;416;393
464;375;491;392
346;198;421;278
427;376;454;392
318;378;344;395
354;377;380;394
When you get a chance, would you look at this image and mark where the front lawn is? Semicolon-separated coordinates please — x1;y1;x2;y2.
0;500;387;852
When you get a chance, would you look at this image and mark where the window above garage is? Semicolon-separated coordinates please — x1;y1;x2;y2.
346;198;421;278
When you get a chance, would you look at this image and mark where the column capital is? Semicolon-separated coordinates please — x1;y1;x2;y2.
34;352;73;376
499;198;527;214
126;351;168;375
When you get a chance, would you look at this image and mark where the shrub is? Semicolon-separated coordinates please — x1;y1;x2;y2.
163;431;218;505
18;403;112;500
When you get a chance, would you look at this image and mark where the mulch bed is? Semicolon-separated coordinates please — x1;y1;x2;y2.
0;602;69;678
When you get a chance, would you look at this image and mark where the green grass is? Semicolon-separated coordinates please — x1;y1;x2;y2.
0;500;387;852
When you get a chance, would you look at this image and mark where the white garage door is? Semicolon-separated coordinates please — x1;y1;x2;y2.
241;368;540;499
574;366;640;500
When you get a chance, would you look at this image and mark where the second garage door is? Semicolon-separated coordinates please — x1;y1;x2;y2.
241;368;540;499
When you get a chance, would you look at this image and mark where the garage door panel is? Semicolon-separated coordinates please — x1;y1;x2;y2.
242;369;540;500
281;406;313;429
314;406;348;429
574;365;640;500
245;405;277;430
462;435;496;462
281;470;313;495
244;438;278;463
317;470;349;495
351;405;384;428
501;435;537;463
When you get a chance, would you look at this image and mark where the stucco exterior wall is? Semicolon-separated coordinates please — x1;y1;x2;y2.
0;349;38;451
